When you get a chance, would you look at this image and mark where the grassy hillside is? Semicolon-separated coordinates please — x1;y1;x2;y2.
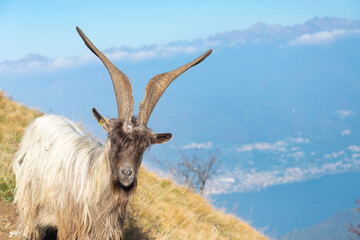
0;91;267;240
0;91;42;202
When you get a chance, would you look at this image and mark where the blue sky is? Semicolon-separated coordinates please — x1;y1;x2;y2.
0;0;359;61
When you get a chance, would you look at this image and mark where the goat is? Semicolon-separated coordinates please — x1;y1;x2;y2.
13;27;211;239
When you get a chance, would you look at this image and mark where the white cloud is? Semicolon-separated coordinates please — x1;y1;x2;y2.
324;151;345;159
237;144;254;152
288;137;309;144
352;154;360;161
0;53;95;75
341;129;352;136
236;137;309;153
105;44;200;62
337;110;354;119
219;177;236;183
0;43;204;75
237;141;286;153
183;141;213;150
348;145;360;152
287;151;305;160
288;29;360;46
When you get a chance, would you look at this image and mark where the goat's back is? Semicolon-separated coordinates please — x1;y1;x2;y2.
14;114;92;175
13;114;106;210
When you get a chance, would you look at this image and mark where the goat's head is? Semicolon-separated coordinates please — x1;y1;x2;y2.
76;27;211;190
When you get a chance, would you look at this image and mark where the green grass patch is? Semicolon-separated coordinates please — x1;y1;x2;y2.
0;177;15;202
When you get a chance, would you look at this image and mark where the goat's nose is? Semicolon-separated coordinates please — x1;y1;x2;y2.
121;166;134;177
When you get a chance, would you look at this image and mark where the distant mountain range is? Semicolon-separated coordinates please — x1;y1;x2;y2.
1;17;360;74
281;207;360;240
207;17;360;46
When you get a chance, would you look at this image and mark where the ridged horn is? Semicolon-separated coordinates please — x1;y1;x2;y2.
137;49;212;126
76;27;134;124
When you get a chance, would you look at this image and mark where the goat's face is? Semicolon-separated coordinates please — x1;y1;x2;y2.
107;120;151;189
94;110;172;190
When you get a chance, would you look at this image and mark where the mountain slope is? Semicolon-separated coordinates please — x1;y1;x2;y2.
280;208;360;240
0;91;266;239
0;91;41;202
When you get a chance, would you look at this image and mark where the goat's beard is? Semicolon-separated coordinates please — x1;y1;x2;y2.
110;177;138;207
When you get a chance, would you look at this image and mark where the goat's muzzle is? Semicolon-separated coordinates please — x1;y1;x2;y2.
118;166;135;187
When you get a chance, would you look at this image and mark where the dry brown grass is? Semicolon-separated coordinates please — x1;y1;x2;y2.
126;170;267;240
0;91;41;202
0;91;267;239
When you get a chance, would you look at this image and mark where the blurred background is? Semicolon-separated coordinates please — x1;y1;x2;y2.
1;1;360;239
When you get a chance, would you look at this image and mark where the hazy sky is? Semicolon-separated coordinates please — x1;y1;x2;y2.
0;0;359;62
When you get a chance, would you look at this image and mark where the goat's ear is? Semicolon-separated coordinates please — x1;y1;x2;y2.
92;108;110;132
153;133;172;144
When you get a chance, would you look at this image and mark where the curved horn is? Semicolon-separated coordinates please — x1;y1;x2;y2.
76;27;134;124
137;49;212;126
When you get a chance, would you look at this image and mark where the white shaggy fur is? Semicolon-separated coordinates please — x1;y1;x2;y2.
13;115;126;239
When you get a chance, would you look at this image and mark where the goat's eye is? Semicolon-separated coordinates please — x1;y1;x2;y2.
111;139;117;145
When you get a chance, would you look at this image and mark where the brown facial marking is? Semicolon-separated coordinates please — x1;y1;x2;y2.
107;119;153;190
